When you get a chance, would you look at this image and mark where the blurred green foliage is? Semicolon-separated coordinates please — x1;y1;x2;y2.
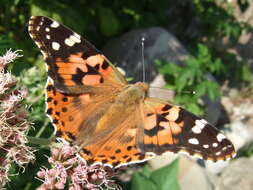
0;0;252;189
239;142;253;157
156;44;223;115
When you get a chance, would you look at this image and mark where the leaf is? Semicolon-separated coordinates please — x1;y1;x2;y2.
195;82;207;98
176;70;193;92
98;7;120;37
150;159;180;190
131;159;180;190
205;81;220;100
30;4;51;17
242;64;252;82
131;171;157;190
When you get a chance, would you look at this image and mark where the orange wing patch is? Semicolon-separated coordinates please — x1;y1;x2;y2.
79;128;154;168
46;79;86;141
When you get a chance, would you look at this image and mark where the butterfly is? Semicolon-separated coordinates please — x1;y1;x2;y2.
28;16;236;168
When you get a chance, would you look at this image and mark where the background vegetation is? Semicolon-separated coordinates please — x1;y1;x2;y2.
0;0;252;189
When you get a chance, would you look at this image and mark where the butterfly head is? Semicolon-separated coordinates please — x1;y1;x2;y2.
135;82;148;93
117;82;148;105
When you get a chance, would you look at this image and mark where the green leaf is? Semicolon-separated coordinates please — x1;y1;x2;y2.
131;171;157;190
131;159;180;190
241;64;252;82
150;159;180;190
195;82;207;98
31;4;51;16
205;81;220;100
98;7;120;37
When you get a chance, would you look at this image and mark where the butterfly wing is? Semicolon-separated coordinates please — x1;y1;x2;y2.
28;16;127;94
28;16;235;169
28;16;129;153
138;97;236;161
78;107;155;168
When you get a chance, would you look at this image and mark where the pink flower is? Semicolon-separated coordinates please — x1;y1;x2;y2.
0;49;22;70
0;160;11;188
37;144;119;190
0;49;34;188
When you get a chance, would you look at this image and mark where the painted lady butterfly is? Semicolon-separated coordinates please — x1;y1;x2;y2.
28;16;236;168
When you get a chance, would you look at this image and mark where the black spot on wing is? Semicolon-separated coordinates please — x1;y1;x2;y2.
72;65;101;85
56;130;63;137
81;148;92;156
161;104;172;111
47;108;53;115
72;68;85;85
144;125;164;137
101;61;109;70
65;132;76;141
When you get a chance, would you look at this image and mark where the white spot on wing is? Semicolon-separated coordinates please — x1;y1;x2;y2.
73;32;81;40
217;133;226;142
50;21;60;28
192;119;207;134
200;119;208;124
52;42;60;50
203;144;209;149
64;34;81;47
188;138;199;145
64;38;75;46
36;26;40;31
45;27;50;32
46;35;51;39
192;125;201;134
70;35;81;43
212;143;218;147
196;119;206;129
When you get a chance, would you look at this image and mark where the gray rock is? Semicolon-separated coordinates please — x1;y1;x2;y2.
179;157;213;190
226;120;253;151
102;27;188;83
215;157;253;190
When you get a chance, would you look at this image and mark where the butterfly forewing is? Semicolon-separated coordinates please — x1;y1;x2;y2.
28;16;236;168
28;16;127;94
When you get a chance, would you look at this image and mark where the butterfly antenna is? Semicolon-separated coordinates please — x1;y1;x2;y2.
149;86;196;95
141;37;145;82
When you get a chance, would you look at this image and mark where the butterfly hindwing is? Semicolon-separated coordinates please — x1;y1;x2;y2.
141;98;236;161
79;113;154;168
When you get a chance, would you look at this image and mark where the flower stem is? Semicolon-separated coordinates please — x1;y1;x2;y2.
27;136;54;146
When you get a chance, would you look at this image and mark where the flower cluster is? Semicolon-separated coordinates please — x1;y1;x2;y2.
0;49;34;188
37;144;119;190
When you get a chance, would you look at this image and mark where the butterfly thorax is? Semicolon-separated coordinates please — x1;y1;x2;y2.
118;82;148;104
